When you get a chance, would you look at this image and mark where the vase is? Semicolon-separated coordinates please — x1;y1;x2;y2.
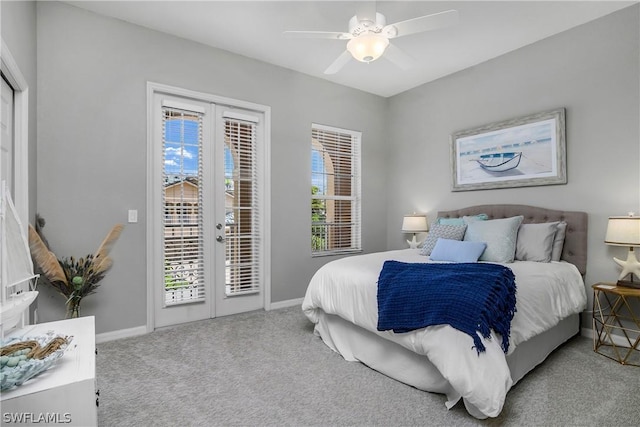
66;300;81;318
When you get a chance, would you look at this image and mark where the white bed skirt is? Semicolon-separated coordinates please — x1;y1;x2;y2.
313;309;579;417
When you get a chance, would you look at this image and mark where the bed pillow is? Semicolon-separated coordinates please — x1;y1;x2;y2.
515;222;559;262
419;223;467;256
436;214;488;226
429;238;487;263
464;216;524;263
550;221;567;261
462;214;489;224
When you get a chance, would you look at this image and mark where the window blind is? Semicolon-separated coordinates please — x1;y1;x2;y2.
311;124;361;256
224;118;260;296
162;106;205;306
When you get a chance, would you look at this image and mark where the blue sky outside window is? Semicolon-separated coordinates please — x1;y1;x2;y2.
164;118;234;182
164;118;199;179
311;151;326;194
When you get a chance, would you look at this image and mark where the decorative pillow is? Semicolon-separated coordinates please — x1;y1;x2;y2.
462;214;489;224
419;223;467;256
464;216;524;263
515;222;559;262
436;214;488;226
429;238;487;263
551;221;567;261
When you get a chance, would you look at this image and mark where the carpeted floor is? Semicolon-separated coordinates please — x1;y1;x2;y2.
96;306;639;426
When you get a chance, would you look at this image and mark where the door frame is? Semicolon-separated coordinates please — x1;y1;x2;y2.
1;39;30;230
146;82;271;332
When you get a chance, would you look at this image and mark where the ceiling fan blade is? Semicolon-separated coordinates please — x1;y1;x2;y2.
355;1;377;23
383;9;459;39
383;43;415;71
283;31;352;40
324;50;352;75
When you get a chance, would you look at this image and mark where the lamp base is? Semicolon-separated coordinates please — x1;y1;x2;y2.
406;234;422;249
617;278;640;289
613;247;640;285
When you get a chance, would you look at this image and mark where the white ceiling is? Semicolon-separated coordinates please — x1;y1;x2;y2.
65;1;635;97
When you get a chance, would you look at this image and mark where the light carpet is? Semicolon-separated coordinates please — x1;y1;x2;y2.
96;306;639;426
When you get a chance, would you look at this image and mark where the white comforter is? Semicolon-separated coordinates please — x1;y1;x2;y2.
302;249;587;418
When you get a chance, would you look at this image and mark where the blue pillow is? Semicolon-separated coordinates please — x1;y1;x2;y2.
429;238;487;263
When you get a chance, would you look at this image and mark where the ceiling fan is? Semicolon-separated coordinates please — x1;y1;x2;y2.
284;3;459;74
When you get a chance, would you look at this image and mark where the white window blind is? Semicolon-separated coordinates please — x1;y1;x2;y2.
162;106;205;306
311;124;361;256
224;117;260;296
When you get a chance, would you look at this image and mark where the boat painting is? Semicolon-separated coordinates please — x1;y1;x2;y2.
474;152;522;173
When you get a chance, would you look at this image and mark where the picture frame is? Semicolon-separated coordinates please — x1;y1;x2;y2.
450;108;566;191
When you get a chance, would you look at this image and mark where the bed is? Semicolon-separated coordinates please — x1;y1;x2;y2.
302;204;588;419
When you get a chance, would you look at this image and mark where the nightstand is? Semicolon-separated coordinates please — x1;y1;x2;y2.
592;283;640;366
1;316;98;425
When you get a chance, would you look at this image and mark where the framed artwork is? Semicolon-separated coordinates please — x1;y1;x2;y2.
450;108;566;191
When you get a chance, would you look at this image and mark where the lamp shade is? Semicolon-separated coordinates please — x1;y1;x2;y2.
402;214;428;233
347;33;389;63
605;216;640;246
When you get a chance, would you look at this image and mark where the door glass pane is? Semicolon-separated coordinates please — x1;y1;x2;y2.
224;119;259;296
162;109;205;305
1;75;14;195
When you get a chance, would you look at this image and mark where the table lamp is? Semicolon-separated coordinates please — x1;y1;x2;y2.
604;214;640;288
402;214;428;249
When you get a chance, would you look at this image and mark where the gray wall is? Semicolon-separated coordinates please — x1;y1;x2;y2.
386;5;640;326
1;0;37;222
8;1;639;335
34;2;389;333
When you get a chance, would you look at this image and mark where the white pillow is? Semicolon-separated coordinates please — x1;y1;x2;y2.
551;221;567;261
516;222;559;262
464;216;524;263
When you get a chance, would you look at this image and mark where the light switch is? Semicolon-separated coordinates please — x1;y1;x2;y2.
128;209;138;223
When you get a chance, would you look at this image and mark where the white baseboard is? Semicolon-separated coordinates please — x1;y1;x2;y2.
96;325;148;344
268;297;303;310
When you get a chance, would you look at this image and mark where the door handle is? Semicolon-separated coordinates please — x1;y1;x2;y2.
216;235;225;243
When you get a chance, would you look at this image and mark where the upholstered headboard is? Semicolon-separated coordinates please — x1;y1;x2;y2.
437;204;588;275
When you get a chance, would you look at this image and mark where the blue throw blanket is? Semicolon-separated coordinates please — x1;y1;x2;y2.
377;261;516;354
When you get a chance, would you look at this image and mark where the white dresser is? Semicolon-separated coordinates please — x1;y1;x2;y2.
1;316;97;426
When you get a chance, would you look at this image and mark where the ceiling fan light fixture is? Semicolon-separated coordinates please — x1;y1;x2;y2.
347;33;389;63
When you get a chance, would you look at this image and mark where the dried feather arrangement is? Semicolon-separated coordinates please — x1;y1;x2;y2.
28;220;124;318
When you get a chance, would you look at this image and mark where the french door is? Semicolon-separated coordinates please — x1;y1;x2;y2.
1;42;30;230
149;85;269;329
1;75;14;194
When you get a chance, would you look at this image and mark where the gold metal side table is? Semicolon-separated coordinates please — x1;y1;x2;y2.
592;283;640;366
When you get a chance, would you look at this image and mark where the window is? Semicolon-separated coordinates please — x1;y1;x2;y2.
311;124;361;256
